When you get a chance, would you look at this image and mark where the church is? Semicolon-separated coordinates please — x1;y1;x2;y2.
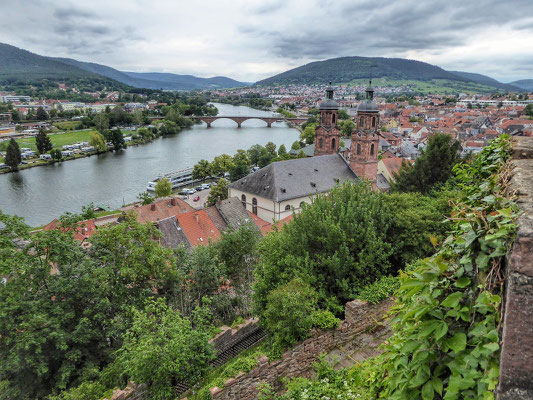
228;83;385;222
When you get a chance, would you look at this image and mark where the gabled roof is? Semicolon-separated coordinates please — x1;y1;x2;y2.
177;210;221;247
42;219;97;242
133;197;194;224
157;216;191;249
228;154;358;202
216;197;258;231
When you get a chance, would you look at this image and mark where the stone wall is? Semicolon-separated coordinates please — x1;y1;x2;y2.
498;136;533;399
211;298;394;400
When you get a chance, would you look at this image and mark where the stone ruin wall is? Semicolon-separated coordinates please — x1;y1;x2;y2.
211;298;394;400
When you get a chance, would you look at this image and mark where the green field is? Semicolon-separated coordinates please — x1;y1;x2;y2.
0;130;95;152
53;121;82;131
346;78;503;95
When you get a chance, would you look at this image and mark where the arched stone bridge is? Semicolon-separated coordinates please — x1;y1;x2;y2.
193;115;309;128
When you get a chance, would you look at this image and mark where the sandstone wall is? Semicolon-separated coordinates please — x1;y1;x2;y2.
498;136;533;399
211;298;393;400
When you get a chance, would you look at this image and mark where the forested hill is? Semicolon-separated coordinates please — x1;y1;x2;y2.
0;42;249;91
510;79;533;91
449;71;520;91
257;56;469;85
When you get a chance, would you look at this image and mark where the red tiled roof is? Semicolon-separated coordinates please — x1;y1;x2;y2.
382;156;410;176
42;219;97;242
177;210;221;247
133;197;194;224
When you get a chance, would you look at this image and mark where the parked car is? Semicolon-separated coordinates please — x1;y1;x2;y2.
200;183;210;189
193;195;200;202
179;188;196;195
195;185;204;191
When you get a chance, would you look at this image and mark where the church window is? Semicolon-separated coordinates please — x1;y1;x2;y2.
357;143;361;155
332;113;336;124
371;143;375;156
359;117;364;127
252;198;258;215
319;138;323;148
372;117;376;128
285;205;291;211
331;138;336;149
241;194;246;208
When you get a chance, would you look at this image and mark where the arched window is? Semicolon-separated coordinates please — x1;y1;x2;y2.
241;194;246;208
372;117;376;128
285;204;291;211
359;117;364;127
357;143;361;155
331;138;336;149
332;113;336;124
319;138;323;148
370;143;375;156
252;198;258;215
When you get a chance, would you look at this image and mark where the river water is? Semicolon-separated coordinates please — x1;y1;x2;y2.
0;103;300;226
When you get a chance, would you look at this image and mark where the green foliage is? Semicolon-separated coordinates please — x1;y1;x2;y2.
291;140;301;150
193;159;212;180
110;128;125;151
206;178;228;206
338;109;350;120
50;148;62;160
154;178;172;198
48;381;110;400
89;131;107;152
340;119;355;136
210;154;233;176
5;138;21;169
262;278;321;351
230;149;251;181
392;133;462;194
357;275;399;304
524;103;533;117
36;106;48;121
35;129;52;154
277;144;287;156
300;123;317;145
370;135;516;399
158;120;180;135
137;191;154;205
112;299;215;400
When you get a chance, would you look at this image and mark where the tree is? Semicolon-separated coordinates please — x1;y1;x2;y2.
391;133;462;194
5;138;21;170
265;141;277;157
36;107;48;121
50;148;62;160
206;178;228;206
110;128;125;151
35;129;53;155
159;120;180;135
300;123;317;145
247;144;264;165
137;191;154;205
525;103;533;118
337;109;349;120
89;131;107;152
340;119;355;136
192;159;212;180
155;178;172;198
93;113;109;134
291;141;301;151
278;144;287;156
113;299;215;400
230;149;251;181
210;154;234;176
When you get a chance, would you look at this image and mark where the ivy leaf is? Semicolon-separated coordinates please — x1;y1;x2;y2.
446;333;467;354
441;292;463;308
422;380;434;400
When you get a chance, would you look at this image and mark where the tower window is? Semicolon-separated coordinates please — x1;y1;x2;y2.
252;198;258;215
371;143;375;156
332;138;336;149
241;194;246;208
319;138;323;148
332;113;336;124
357;143;361;155
372;117;376;128
359;117;364;127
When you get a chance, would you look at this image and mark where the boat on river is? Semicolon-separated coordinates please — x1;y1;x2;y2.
146;167;197;191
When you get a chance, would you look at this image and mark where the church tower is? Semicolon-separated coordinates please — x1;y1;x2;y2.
314;83;340;156
349;81;379;184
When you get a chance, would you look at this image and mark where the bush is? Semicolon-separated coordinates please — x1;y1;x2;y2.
357;275;399;304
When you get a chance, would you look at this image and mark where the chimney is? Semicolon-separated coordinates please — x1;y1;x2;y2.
170;198;176;206
217;196;222;205
194;213;199;223
150;203;156;211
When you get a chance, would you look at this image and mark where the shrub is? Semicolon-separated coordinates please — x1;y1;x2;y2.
357;275;399;304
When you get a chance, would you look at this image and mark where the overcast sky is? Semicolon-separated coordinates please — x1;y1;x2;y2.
2;0;532;83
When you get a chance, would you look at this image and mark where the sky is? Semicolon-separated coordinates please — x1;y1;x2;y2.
1;0;532;83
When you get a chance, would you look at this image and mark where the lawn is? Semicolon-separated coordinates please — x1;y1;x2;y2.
0;130;95;152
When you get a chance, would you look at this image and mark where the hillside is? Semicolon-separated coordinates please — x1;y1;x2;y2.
0;43;97;80
0;42;248;91
257;56;469;85
449;70;521;91
510;79;533;91
256;56;518;93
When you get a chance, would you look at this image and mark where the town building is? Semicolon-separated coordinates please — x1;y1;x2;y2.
314;84;341;156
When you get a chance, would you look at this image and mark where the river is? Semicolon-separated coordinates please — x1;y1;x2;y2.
0;103;300;226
